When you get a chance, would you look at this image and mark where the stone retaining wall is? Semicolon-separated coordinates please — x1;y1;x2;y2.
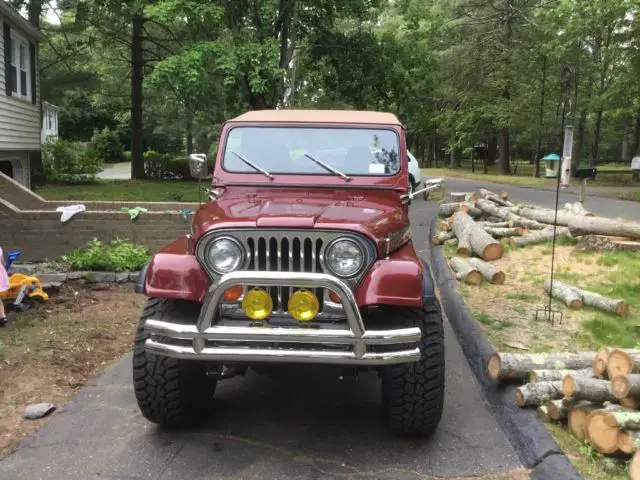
0;172;200;262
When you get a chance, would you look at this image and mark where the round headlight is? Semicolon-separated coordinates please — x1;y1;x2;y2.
207;238;243;274
325;239;364;278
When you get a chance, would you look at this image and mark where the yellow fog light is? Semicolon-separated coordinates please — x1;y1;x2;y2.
288;290;320;322
242;289;273;320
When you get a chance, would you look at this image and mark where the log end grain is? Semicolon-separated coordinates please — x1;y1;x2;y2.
492;271;506;285
515;388;525;407
466;271;483;285
487;353;501;380
631;449;640;480
607;350;635;379
586;411;620;454
611;375;631;399
482;243;504;262
568;403;598;441
617;302;630;316
621;397;640;410
563;375;577;397
618;430;640;455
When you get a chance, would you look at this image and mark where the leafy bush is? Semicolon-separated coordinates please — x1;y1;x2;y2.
144;150;189;179
91;127;124;164
64;238;151;272
123;150;132;162
43;139;102;183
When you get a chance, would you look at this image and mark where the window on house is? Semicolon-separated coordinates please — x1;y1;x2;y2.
8;33;31;101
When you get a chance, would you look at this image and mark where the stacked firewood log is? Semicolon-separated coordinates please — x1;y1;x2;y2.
435;188;636;315
488;350;640;479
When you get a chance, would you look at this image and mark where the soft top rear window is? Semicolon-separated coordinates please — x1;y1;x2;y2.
222;126;401;176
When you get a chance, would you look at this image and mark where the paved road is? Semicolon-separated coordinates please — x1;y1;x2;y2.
0;197;524;480
97;162;131;180
439;177;640;220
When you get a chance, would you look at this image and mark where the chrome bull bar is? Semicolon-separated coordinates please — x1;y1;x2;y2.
144;271;422;365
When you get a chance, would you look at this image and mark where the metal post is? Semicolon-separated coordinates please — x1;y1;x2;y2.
578;178;586;204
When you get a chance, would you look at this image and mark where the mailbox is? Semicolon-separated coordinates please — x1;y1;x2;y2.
572;167;597;180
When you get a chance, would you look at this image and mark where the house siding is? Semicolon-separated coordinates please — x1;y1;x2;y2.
0;13;41;152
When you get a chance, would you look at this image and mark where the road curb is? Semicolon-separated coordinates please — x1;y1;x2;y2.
428;216;583;479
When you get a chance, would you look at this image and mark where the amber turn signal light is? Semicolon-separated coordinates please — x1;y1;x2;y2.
223;285;244;302
328;291;342;304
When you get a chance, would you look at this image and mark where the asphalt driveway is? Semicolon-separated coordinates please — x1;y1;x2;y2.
0;197;525;480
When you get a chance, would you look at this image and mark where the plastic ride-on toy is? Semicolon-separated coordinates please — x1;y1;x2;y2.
1;251;49;311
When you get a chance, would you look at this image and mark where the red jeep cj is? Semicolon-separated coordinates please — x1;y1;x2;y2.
134;110;445;436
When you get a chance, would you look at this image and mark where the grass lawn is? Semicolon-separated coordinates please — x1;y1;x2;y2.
36;180;202;203
422;160;639;196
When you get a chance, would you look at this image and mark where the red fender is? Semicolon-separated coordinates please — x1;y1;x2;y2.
144;236;209;302
354;242;424;307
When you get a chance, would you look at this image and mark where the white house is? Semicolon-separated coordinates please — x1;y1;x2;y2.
0;1;45;189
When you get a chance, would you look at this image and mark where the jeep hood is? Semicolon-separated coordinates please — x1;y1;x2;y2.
192;187;408;248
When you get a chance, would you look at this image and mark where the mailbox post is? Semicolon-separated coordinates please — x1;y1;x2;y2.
572;167;597;204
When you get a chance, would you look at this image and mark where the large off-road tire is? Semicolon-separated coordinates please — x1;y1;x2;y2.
380;303;445;436
133;298;218;427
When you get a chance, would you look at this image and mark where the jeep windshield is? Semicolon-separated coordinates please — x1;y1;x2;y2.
222;126;401;176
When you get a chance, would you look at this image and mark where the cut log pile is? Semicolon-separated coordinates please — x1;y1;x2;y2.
436;187;632;316
487;350;640;478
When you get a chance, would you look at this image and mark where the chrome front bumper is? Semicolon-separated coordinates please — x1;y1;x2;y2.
144;271;422;366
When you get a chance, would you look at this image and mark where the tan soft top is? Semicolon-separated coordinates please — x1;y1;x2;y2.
229;109;402;126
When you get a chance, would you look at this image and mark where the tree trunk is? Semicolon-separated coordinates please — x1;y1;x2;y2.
608;350;640;379
450;145;461;168
478;188;512;207
574;111;587;172
130;13;146;180
27;0;42;28
438;202;481;218
568;216;640;239
543;279;583;309
547;398;573;421
475;199;546;230
484;227;525;238
622;117;632;162
563;376;616;403
432;231;455;245
515;381;563;407
604;411;640;430
634;112;640;157
450;211;503;261
537;405;551;422
498;127;511;175
568;401;600;441
513;206;576;226
486;352;595;382
577;235;640;253
467;258;505;284
529;368;592;383
510;228;570;247
487;135;497;167
619;430;640;454
449;257;483;285
611;374;640;400
591;108;603;167
544;280;628;316
534;56;547;178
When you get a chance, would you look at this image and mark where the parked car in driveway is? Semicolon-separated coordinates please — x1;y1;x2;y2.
407;151;421;193
133;109;445;436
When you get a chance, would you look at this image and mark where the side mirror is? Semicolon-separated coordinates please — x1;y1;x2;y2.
188;153;207;179
401;178;443;205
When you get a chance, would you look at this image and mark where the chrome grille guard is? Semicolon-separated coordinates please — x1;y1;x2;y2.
144;271;422;366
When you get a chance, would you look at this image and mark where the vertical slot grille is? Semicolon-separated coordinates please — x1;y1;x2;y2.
246;235;324;313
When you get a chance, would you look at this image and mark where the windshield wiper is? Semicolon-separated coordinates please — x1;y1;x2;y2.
231;150;274;180
303;153;351;182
